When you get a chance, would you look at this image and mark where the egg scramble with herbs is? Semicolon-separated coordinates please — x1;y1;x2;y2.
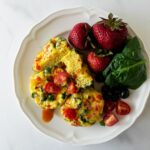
30;37;104;126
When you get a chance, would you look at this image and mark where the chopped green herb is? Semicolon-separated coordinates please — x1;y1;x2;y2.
61;92;66;99
80;115;87;123
83;109;89;114
47;94;55;101
31;92;37;98
44;67;51;74
99;120;105;126
41;93;47;101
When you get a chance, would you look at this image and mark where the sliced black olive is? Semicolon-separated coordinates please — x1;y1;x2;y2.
95;72;105;82
120;87;129;99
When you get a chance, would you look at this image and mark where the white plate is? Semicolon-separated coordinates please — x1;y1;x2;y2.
14;7;150;145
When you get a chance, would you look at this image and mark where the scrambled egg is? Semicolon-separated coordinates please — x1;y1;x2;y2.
30;37;104;126
33;37;92;88
30;37;93;109
61;88;104;126
30;70;67;109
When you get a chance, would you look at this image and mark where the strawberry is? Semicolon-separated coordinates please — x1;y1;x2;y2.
92;13;128;51
87;50;112;73
68;23;91;50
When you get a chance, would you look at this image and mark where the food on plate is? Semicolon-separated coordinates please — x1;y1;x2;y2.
103;100;116;113
92;13;128;51
101;85;130;101
87;50;112;73
29;12;147;127
61;88;104;126
30;37;93;109
68;23;91;50
103;37;147;89
33;37;70;72
116;100;131;115
103;112;119;126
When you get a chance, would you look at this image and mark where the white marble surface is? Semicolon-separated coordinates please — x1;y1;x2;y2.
0;0;150;149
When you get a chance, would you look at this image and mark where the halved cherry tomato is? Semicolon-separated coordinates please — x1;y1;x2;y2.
104;100;116;113
54;71;69;85
53;68;64;76
116;100;131;115
67;82;78;94
35;63;41;71
63;108;77;120
103;112;118;126
44;82;60;94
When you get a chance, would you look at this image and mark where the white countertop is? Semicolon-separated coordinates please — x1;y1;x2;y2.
0;0;150;149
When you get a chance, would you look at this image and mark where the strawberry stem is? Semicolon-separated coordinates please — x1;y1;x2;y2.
95;49;113;57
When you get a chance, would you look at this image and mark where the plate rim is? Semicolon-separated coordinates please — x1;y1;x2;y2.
13;6;150;145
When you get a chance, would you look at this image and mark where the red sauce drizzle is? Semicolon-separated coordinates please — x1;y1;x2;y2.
42;109;54;122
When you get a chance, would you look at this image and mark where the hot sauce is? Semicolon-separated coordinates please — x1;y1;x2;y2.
42;109;54;122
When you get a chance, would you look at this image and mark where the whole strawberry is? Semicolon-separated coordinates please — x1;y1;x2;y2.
87;50;112;73
92;13;128;51
68;23;91;50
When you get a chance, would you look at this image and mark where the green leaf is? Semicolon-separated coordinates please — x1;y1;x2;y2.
103;36;147;89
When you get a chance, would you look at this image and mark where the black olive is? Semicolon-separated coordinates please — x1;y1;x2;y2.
101;85;120;101
101;85;110;94
120;87;129;99
101;85;111;100
95;73;105;82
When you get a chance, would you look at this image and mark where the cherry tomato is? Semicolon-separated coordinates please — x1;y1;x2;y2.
54;71;69;85
67;82;78;94
104;100;116;113
103;112;118;126
116;100;131;115
35;63;41;71
44;82;60;94
63;108;77;120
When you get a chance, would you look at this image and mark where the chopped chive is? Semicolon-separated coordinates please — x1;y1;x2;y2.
80;115;87;123
99;120;105;126
31;92;37;98
83;109;89;114
47;94;55;101
44;67;51;74
41;93;47;101
61;92;66;99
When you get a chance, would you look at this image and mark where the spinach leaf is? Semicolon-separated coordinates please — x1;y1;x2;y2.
103;37;147;89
